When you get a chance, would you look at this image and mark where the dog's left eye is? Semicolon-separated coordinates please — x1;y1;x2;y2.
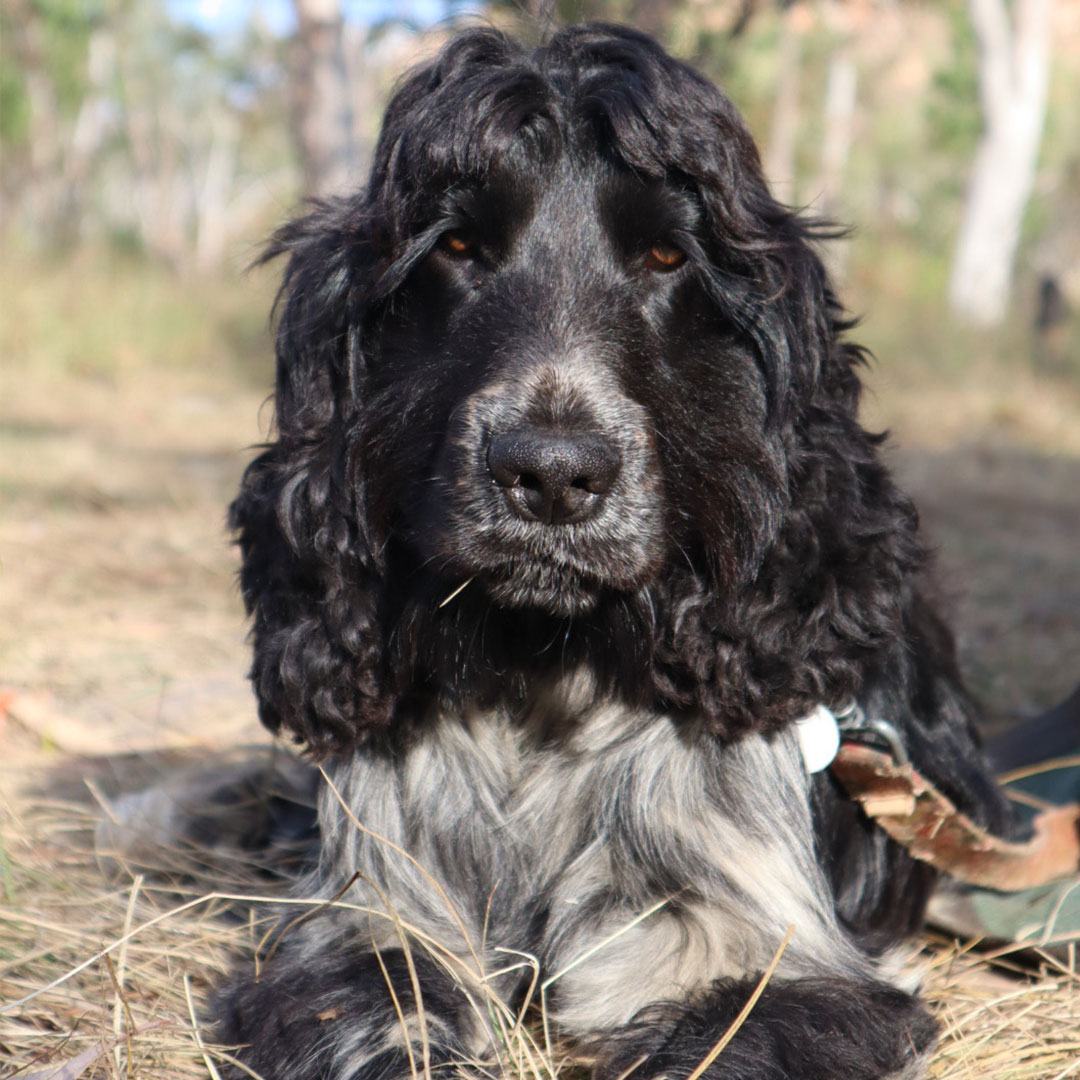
644;243;687;272
439;232;474;258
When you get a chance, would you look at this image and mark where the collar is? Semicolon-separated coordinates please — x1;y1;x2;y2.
808;700;1080;891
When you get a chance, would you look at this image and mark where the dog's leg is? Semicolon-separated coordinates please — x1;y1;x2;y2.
217;934;485;1080
536;714;935;1079
216;714;531;1080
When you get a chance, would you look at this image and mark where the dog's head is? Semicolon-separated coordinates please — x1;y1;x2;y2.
233;24;923;754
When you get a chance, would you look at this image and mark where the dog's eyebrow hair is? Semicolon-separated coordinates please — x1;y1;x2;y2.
652;191;704;236
378;229;442;292
434;187;491;225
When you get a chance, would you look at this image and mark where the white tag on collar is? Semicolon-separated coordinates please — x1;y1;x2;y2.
795;704;841;773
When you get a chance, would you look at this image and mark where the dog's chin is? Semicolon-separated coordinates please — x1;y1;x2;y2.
478;562;604;617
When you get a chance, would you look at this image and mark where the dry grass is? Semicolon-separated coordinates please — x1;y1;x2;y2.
3;779;1080;1080
0;796;247;1078
924;939;1080;1080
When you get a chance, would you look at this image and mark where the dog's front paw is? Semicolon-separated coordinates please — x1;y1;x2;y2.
597;976;936;1080
215;931;482;1080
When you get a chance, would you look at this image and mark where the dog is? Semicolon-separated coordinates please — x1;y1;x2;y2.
216;23;1017;1080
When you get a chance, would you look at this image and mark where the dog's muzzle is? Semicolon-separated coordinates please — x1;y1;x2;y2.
415;360;666;616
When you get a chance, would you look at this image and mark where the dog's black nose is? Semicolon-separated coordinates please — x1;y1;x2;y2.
488;426;621;525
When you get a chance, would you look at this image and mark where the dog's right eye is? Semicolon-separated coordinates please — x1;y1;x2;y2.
644;243;687;273
439;232;473;258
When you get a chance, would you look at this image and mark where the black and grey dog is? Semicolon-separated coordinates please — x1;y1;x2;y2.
217;23;1016;1080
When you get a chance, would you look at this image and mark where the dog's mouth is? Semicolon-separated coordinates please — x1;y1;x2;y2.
472;557;608;616
419;516;664;616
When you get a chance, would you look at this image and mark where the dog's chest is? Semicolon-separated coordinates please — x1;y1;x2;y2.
327;678;814;897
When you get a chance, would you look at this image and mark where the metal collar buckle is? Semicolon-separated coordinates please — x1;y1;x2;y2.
834;700;909;766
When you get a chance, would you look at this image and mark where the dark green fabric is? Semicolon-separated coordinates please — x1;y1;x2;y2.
928;755;1080;949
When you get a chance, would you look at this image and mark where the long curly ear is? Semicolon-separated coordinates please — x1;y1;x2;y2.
231;199;391;755
734;222;930;724
686;94;932;721
620;67;926;727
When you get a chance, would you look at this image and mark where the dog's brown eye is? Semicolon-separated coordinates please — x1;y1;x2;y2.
440;232;473;258
644;244;686;272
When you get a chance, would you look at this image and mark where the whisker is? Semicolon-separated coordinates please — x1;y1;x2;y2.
438;577;475;608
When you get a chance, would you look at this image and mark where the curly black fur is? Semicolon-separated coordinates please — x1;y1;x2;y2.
221;23;1016;1080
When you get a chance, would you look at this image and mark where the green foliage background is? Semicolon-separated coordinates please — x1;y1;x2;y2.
1;0;1078;380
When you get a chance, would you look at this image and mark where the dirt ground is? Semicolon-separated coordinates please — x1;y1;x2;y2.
1;349;1079;764
0;368;267;762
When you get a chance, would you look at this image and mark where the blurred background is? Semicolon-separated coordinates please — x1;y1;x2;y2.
1;0;1078;761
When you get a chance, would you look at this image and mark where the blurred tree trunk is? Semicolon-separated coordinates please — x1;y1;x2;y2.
625;0;673;38
123;90;187;269
59;25;117;244
291;0;357;198
813;46;856;220
6;3;63;241
194;114;239;273
948;0;1055;327
763;4;804;204
806;42;856;281
2;0;109;246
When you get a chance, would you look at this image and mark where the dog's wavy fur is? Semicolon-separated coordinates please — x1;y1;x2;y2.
216;24;1015;1080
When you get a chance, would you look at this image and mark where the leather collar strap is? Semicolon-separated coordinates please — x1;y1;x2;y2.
830;743;1080;891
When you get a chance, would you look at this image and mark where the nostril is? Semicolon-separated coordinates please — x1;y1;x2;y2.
582;466;616;494
488;456;520;489
574;447;620;497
